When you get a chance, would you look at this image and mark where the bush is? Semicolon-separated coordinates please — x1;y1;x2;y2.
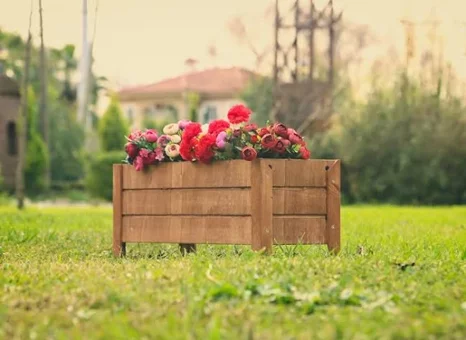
85;151;125;201
25;133;49;197
313;73;466;205
99;96;129;151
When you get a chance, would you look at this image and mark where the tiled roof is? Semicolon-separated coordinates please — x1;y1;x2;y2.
119;67;256;96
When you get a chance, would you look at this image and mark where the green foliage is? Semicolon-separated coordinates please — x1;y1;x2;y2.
85;151;125;201
0;206;465;338
98;96;129;151
311;73;466;204
24;87;49;196
187;92;200;122
48;87;85;182
25;133;49;196
240;76;273;125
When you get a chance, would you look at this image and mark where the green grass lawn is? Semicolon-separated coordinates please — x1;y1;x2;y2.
0;206;465;339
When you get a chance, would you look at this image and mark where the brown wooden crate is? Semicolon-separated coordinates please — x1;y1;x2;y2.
273;216;326;244
122;216;252;244
122;161;251;189
273;187;327;215
276;160;328;187
122;188;251;215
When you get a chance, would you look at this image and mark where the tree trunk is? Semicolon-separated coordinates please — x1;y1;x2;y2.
39;0;50;189
16;5;33;210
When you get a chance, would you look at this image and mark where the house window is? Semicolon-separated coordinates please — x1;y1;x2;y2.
7;121;17;156
126;107;134;123
202;106;217;123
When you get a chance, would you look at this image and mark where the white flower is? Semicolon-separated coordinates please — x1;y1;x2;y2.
169;134;181;143
201;123;209;134
165;144;180;158
163;123;180;135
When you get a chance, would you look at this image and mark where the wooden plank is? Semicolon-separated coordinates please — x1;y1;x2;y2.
279;160;328;187
267;159;286;186
273;188;327;215
122;161;252;189
113;164;125;257
179;161;251;188
251;160;274;253
171;188;250;215
326;159;341;253
273;216;326;245
122;216;252;244
122;188;251;215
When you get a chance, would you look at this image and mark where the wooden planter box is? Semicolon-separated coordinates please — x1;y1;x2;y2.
113;159;340;256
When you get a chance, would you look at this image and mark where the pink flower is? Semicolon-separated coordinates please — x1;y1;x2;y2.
157;135;171;147
178;120;191;130
287;128;304;145
144;129;158;143
128;130;143;141
216;131;227;149
155;147;164;161
272;123;288;138
134;156;144;171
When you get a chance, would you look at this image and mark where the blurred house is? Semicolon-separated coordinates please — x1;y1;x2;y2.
117;67;256;129
0;74;20;191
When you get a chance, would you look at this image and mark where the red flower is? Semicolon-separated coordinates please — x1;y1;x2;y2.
183;123;202;142
250;135;259;144
241;146;257;161
261;134;277;149
258;127;270;137
208;119;230;135
195;134;216;164
272;123;288;138
288;128;305;145
274;139;287;154
125;142;138;159
227;104;251;124
144;129;158;143
180;138;198;161
299;146;311;160
281;138;291;148
244;123;258;132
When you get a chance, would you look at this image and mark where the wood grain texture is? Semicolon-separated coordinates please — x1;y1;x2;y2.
251;160;274;253
122;161;251;189
273;216;326;244
112;164;125;257
122;216;252;244
273;188;327;215
122;188;251;215
274;160;328;187
326;160;341;253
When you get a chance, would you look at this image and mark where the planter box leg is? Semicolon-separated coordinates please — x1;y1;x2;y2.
251;160;273;254
113;164;124;257
326;160;341;254
179;243;196;255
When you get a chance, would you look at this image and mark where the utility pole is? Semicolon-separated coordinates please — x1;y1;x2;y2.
77;0;90;128
16;0;33;210
39;0;50;189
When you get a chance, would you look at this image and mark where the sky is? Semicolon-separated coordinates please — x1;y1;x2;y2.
1;0;466;90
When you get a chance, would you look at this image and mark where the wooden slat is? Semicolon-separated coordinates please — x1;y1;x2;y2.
122;161;251;189
273;188;327;215
251;160;274;253
112;164;125;257
122;188;251;215
274;160;328;187
273;216;326;245
122;216;252;244
326;160;341;253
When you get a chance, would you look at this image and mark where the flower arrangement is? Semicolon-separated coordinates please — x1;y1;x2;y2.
124;104;311;171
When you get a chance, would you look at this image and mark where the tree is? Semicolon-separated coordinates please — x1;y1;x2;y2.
39;0;50;189
240;76;273;125
16;2;33;209
98;96;128;151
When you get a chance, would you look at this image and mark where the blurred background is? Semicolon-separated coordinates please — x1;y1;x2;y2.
0;0;465;206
